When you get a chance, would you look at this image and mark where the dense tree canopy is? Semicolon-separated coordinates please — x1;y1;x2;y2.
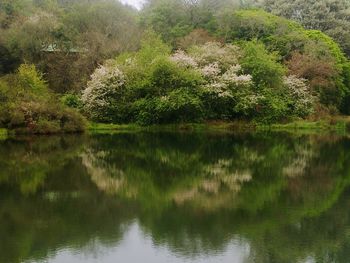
261;0;350;57
0;0;141;92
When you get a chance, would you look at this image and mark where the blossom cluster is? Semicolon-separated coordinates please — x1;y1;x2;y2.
170;50;198;68
189;42;241;69
172;42;254;100
283;75;315;116
82;64;125;120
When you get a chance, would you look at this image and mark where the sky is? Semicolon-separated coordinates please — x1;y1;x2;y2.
120;0;145;9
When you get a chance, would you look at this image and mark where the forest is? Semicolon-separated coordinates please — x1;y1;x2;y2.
1;0;350;133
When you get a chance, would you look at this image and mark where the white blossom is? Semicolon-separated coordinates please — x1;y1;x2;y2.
170;50;198;68
189;42;241;69
82;64;125;120
221;65;253;86
201;62;221;79
283;75;315;116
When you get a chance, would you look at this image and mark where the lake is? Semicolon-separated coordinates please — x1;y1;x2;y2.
1;131;350;263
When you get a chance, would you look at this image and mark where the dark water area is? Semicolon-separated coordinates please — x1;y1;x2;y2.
1;131;350;263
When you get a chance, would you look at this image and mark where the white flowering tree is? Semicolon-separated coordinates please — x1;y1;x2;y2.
189;42;241;70
283;75;315;116
82;63;126;122
170;50;198;68
171;42;257;118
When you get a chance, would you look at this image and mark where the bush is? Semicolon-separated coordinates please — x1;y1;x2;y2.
16;64;48;96
132;98;160;125
240;40;285;90
256;89;289;123
61;93;83;109
286;43;343;108
61;108;86;133
156;89;204;124
133;89;204;125
4;101;86;134
188;42;241;70
149;58;203;95
0;64;86;134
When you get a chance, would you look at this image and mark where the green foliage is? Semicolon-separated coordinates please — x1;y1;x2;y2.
137;31;172;65
84;30;324;124
240;40;285;89
0;0;141;92
0;64;86;134
262;0;350;57
257;88;289;123
133;88;204;125
217;9;350;113
16;64;48;96
2;1;350;125
140;0;257;45
149;57;203;95
61;93;82;109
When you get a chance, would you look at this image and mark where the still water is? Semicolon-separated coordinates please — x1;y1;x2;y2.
1;131;350;263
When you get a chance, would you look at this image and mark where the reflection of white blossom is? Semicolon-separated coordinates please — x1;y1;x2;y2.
283;145;314;178
173;159;252;206
82;150;138;198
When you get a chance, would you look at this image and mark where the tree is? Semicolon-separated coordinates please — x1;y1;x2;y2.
82;63;128;123
262;0;350;57
0;0;141;92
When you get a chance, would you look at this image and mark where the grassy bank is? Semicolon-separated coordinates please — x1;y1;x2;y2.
88;118;350;135
257;118;350;135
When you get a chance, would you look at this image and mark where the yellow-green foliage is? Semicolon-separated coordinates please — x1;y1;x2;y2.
0;64;86;134
17;64;48;95
0;128;7;140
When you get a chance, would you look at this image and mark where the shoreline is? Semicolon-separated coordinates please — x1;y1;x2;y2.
1;118;350;137
88;118;350;135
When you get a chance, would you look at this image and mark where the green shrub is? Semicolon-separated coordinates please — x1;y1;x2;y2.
16;64;49;97
133;89;203;125
61;109;87;133
256;89;289;123
83;32;323;125
132;98;160;125
156;88;204;124
61;93;83;109
33;118;61;134
200;88;236;120
149;58;203;95
240;40;285;90
0;64;86;134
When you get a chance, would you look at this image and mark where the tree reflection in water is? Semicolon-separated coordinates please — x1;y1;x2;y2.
1;132;350;263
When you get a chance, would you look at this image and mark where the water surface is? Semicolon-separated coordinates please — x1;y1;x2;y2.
1;132;350;263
